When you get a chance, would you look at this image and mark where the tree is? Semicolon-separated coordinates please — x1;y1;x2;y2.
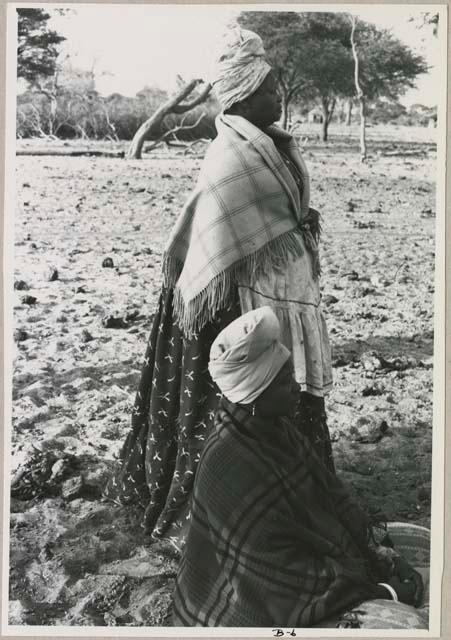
238;11;427;142
350;20;428;103
17;9;65;85
238;12;355;138
127;79;211;159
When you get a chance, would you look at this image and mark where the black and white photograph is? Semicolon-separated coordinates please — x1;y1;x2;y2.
2;3;447;634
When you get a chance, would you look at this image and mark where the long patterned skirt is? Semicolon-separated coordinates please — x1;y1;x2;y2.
106;286;335;546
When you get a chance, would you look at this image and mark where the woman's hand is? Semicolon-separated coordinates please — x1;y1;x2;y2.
391;557;424;607
384;574;423;607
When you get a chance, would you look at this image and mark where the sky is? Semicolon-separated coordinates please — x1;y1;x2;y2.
37;4;442;107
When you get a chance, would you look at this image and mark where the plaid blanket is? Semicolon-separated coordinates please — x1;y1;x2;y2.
172;399;382;627
163;114;312;337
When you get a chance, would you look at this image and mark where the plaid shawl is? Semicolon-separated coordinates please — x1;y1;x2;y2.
163;114;312;338
172;400;381;627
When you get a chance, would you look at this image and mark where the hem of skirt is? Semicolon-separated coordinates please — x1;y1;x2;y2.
300;380;333;397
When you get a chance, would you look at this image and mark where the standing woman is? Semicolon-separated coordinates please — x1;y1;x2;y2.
107;27;333;546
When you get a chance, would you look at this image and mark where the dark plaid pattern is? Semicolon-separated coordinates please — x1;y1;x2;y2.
106;288;336;546
172;400;379;627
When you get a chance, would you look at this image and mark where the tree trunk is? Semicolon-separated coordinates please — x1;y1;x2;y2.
349;15;367;161
358;98;367;160
280;90;289;130
345;99;353;126
127;80;211;159
320;98;329;142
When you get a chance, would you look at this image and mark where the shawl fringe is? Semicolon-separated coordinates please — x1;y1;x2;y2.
163;228;306;339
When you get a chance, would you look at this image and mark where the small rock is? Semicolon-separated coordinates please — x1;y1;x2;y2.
346;200;356;212
102;315;128;329
47;268;59;282
50;459;66;481
345;270;359;281
161;173;172;179
14;280;29;291
80;329;94;343
360;351;383;372
133;224;141;231
61;476;84;501
125;309;140;322
323;294;338;305
14;328;29;342
102;257;114;268
21;295;37;305
131;187;146;193
362;384;385;397
76;286;87;294
350;416;385;444
22;182;30;188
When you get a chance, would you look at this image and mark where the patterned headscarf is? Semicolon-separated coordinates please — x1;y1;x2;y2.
209;306;291;405
210;27;272;111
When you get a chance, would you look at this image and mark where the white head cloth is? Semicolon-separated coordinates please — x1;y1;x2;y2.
210;27;272;111
209;306;291;405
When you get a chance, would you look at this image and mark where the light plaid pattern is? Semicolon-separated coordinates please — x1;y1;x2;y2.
163;114;311;336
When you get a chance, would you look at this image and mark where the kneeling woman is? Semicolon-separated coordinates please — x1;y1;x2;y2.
172;307;427;628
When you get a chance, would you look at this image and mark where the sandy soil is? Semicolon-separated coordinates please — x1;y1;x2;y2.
8;124;437;626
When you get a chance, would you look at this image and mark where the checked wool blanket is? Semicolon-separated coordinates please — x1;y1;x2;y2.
163;113;312;338
172;400;384;627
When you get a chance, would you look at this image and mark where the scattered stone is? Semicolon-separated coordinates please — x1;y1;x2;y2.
14;279;29;291
102;257;114;268
14;328;29;342
76;286;87;294
50;459;66;482
142;247;153;255
131;186;146;193
362;384;386;397
56;314;68;323
61;477;84;501
21;295;37;305
161;173;172;179
349;416;387;444
133;224;141;231
47;268;59;282
125;309;140;322
354;220;377;229
344;270;359;281
102;315;128;329
346;200;357;212
323;294;339;305
360;351;383;372
80;329;94;343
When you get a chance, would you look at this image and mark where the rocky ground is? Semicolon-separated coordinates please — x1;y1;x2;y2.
8;124;437;626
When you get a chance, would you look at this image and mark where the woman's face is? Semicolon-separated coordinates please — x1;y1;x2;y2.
234;72;282;128
254;359;298;417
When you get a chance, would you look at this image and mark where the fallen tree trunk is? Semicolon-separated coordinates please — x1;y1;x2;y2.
127;79;211;159
16;149;125;158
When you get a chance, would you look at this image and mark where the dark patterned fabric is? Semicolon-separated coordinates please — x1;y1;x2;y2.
106;287;335;545
172;398;380;627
